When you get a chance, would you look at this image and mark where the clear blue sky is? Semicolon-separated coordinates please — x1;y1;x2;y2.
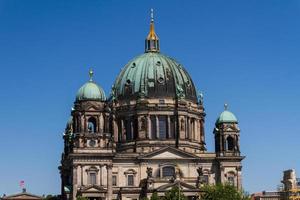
0;0;299;196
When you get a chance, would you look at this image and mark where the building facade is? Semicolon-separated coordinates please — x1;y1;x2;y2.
251;169;300;200
1;189;42;200
59;12;244;200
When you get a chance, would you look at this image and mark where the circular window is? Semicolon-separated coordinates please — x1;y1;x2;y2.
157;77;164;84
126;79;131;85
89;140;96;147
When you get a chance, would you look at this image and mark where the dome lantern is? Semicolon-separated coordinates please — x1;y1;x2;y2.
145;9;160;53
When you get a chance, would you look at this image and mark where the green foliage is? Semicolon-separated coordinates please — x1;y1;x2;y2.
199;184;250;200
43;195;60;200
76;196;88;200
163;186;187;200
147;187;187;200
150;192;160;200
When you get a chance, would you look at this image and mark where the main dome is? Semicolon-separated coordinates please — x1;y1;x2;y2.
113;52;197;102
112;14;197;103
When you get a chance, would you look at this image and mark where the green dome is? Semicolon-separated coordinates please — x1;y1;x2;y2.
112;52;197;102
76;81;106;101
216;110;238;124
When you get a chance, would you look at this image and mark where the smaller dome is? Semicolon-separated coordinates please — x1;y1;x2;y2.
75;69;106;101
216;104;238;124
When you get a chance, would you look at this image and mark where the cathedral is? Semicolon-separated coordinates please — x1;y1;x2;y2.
59;11;244;200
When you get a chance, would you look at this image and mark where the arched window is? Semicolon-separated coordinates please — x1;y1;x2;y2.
88;117;97;133
227;136;234;151
162;166;175;178
227;172;235;186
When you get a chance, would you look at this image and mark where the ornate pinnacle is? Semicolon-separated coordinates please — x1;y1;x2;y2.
89;68;94;81
224;103;228;110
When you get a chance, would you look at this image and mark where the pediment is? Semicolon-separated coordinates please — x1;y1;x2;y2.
156;180;198;192
3;193;42;200
138;146;199;160
80;185;105;193
85;104;98;111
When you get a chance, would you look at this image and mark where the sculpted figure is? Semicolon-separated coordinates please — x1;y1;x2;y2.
146;167;153;178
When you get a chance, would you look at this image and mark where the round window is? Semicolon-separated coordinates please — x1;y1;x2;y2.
89;140;96;147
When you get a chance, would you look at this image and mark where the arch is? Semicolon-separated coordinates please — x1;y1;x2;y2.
88;117;97;133
227;171;235;186
227;136;234;151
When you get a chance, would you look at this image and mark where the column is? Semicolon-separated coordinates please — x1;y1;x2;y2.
100;114;104;133
106;164;113;200
147;115;151;139
220;166;225;184
121;119;125;142
113;117;118;142
77;165;82;186
236;166;242;190
81;115;85;132
100;165;103;186
72;165;78;200
201;120;205;142
81;165;83;186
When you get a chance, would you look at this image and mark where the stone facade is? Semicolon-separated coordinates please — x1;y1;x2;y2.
59;13;244;200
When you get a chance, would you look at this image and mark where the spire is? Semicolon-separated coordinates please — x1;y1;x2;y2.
145;9;160;53
89;68;94;82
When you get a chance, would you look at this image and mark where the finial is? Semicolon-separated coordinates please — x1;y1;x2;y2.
224;103;228;110
145;9;159;52
89;68;94;81
151;8;154;22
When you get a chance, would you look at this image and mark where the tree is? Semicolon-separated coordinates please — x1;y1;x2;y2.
76;196;88;200
150;192;160;200
43;195;60;200
199;184;250;200
163;186;187;200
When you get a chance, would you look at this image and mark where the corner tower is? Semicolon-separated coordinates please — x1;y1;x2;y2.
214;104;244;189
60;70;115;200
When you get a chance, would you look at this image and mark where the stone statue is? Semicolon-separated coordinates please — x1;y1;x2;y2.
197;167;203;177
176;85;185;99
140;117;146;131
197;91;204;105
174;166;181;180
110;86;116;101
180;118;185;131
146;167;153;178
